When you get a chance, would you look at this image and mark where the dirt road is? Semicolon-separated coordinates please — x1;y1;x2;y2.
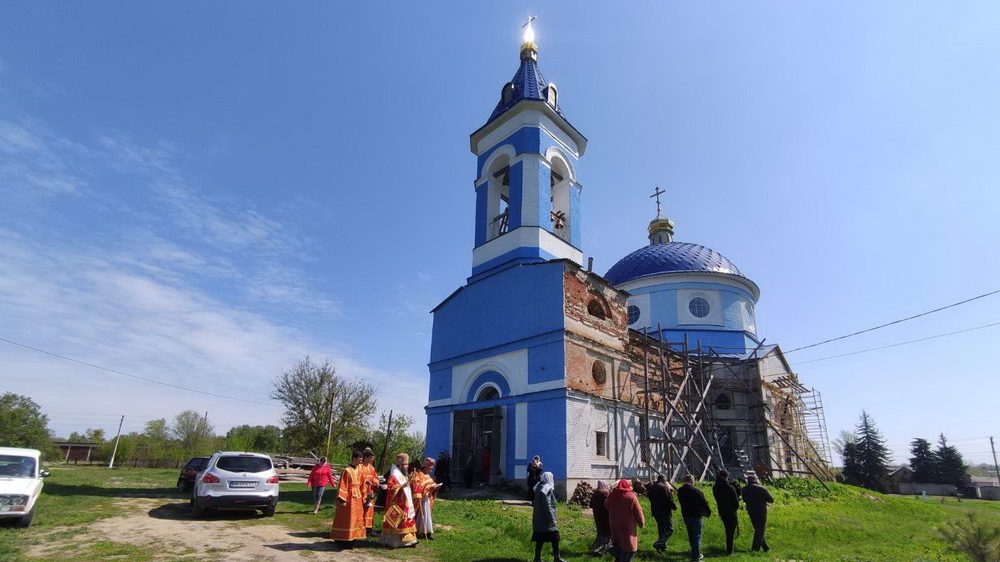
30;497;390;561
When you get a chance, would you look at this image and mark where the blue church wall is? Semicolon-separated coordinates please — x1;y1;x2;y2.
508;161;524;230
476;126;579;179
474;182;488;247
569;184;581;248
430;262;565;365
535;162;552;228
527;395;567;479
527;340;564;384
630;281;755;333
425;411;451;460
661;329;758;355
428;366;452;402
469;246;558;280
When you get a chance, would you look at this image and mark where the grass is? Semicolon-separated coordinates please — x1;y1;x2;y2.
1;466;998;561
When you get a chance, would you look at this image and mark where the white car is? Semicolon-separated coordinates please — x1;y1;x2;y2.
191;451;279;517
0;447;48;527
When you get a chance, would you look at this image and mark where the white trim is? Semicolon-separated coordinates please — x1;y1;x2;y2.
471;103;585;158
615;271;760;302
544;146;576;181
472;226;582;268
515;402;528;458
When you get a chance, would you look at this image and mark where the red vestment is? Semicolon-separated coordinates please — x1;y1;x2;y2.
330;465;365;541
380;466;417;547
360;463;378;529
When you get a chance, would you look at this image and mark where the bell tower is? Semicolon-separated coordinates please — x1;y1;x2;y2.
468;20;588;280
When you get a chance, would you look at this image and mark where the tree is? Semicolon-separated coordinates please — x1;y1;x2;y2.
369;413;425;471
909;438;937;483
935;434;968;486
0;393;56;458
172;410;214;456
142;419;170;467
225;425;282;453
84;428;107;444
271;357;377;456
841;411;892;492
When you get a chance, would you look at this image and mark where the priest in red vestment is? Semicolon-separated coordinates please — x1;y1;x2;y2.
330;450;366;543
380;452;417;548
360;448;379;536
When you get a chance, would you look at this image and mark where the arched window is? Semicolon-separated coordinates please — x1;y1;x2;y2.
591;360;607;384
476;386;500;402
548;152;572;243
587;298;607;320
715;393;733;410
486;154;511;241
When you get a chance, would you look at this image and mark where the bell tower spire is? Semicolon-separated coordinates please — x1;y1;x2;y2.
467;21;589;280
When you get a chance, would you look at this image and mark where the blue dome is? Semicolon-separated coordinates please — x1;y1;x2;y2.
604;242;746;286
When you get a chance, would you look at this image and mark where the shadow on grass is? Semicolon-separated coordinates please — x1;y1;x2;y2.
42;483;178;499
265;533;387;553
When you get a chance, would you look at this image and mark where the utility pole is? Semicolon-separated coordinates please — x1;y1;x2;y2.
325;392;335;460
108;415;125;469
990;436;1000;486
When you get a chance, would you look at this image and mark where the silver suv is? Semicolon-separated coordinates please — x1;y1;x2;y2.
190;451;279;517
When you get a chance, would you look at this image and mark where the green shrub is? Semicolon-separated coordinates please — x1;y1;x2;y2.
939;513;1000;562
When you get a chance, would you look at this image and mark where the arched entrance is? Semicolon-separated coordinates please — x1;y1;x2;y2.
452;373;508;487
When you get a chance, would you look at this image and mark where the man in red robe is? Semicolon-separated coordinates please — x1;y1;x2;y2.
330;450;366;545
380;452;417;548
360;448;379;536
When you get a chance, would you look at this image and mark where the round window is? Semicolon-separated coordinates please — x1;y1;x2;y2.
591;360;607;384
689;297;710;318
627;305;640;325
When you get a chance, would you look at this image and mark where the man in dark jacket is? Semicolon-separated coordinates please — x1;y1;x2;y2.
676;474;711;561
647;475;676;553
740;473;774;552
712;469;740;555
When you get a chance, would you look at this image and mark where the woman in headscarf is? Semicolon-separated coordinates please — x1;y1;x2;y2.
531;471;566;562
605;479;645;562
526;455;543;501
380;453;418;548
589;480;612;554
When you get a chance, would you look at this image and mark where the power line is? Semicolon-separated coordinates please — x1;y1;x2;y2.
785;289;1000;353
0;336;278;407
793;321;1000;365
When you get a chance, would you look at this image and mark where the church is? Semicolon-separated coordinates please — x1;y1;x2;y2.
424;23;832;498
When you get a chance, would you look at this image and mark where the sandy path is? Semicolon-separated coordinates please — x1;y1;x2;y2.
33;498;390;561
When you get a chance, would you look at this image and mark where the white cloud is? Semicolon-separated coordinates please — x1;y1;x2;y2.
0;120;426;437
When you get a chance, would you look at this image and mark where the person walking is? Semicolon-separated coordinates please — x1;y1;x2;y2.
605;479;645;562
380;453;418;548
307;456;335;514
589;481;612;554
712;469;740;555
648;474;676;553
531;472;565;562
677;474;711;561
526;456;544;501
740;473;774;553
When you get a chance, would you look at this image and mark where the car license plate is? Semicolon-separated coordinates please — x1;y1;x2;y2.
229;481;256;489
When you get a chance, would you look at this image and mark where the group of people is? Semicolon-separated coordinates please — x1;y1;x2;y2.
531;465;773;562
307;449;441;549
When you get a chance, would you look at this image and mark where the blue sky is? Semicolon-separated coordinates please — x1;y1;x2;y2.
1;2;998;464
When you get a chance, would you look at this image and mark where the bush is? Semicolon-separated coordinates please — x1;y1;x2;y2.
939;513;1000;562
768;477;832;499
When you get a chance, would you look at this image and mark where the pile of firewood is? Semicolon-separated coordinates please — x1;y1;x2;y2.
568;481;595;507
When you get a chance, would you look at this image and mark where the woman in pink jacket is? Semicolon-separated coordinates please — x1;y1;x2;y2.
307;457;335;514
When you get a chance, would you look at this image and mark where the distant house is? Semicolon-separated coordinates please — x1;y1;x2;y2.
53;441;99;463
889;466;914;485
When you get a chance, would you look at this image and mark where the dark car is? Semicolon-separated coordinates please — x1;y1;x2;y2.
176;456;210;492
